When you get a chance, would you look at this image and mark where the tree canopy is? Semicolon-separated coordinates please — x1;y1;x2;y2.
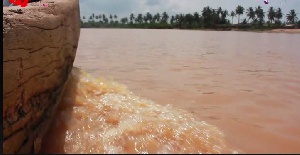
81;5;298;29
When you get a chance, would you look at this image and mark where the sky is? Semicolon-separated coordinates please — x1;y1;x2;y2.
79;0;300;24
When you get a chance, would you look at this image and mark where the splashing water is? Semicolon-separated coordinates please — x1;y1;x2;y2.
40;67;237;154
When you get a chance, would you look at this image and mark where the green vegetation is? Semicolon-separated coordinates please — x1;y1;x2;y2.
286;9;298;24
81;6;298;30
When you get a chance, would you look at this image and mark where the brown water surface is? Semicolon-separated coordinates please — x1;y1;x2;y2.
48;29;300;153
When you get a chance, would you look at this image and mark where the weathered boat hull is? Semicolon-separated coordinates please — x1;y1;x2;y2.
3;0;80;153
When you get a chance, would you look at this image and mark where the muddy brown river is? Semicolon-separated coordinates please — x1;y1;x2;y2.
42;29;300;153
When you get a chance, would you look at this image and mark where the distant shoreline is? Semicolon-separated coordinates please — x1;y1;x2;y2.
266;29;300;34
80;27;300;34
231;28;300;34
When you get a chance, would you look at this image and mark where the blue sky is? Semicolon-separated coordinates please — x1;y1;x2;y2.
79;0;300;23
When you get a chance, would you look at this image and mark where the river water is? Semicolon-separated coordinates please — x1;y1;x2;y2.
42;29;300;153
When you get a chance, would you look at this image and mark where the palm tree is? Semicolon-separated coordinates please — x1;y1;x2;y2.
185;13;194;28
246;7;255;23
152;14;157;23
155;13;161;23
174;14;180;27
255;6;265;27
194;12;200;27
175;14;179;22
120;17;128;25
268;7;276;24
220;10;228;24
170;15;175;24
102;14;106;19
137;14;143;24
143;15;148;23
230;11;236;25
212;9;220;25
217;7;222;16
146;12;153;23
194;12;200;21
202;6;213;26
88;13;96;27
97;14;102;23
81;16;86;26
109;14;114;24
102;14;108;24
161;12;169;23
235;5;245;25
286;9;298;24
130;13;135;24
275;8;283;25
176;14;185;28
114;15;118;24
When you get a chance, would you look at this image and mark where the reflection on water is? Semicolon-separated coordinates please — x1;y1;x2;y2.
40;67;236;154
44;29;300;153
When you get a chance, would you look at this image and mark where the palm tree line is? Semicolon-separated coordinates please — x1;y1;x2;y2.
81;5;299;29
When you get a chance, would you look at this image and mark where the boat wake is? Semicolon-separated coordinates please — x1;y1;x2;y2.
40;67;237;154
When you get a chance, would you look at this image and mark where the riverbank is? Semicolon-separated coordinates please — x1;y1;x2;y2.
81;27;300;34
267;28;300;34
194;28;300;33
229;28;300;34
